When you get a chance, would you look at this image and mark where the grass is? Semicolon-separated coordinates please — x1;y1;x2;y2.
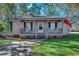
31;34;79;56
0;34;79;56
0;40;17;45
0;38;29;45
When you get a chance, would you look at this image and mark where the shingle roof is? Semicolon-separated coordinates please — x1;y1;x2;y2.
19;16;66;19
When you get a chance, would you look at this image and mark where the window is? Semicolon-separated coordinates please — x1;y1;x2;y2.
57;22;62;29
26;23;31;32
51;22;55;30
25;22;33;32
48;22;58;30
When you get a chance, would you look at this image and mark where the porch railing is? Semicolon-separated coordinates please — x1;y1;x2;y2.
47;28;62;34
20;28;62;34
20;29;34;34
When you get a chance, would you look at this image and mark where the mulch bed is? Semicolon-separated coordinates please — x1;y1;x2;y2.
0;37;20;40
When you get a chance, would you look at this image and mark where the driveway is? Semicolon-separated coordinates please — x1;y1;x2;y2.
0;41;35;56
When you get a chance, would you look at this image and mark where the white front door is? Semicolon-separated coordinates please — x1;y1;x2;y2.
38;22;43;33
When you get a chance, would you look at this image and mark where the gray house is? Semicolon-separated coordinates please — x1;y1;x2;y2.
11;16;69;39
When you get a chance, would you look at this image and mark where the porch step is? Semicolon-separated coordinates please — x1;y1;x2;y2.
20;35;35;39
12;35;19;38
48;35;65;39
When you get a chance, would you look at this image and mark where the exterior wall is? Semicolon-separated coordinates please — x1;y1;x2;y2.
12;21;20;34
62;23;69;35
20;22;24;29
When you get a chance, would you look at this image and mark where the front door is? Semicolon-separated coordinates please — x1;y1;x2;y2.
38;22;43;33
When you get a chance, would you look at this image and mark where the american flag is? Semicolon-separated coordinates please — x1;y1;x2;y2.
64;18;72;28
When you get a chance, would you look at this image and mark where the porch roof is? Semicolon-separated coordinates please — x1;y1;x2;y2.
10;16;66;21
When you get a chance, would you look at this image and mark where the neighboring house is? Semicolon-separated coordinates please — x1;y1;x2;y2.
10;16;69;39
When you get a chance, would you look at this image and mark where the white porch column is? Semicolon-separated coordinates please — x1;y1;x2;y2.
35;30;37;39
45;21;48;39
34;20;37;39
45;29;48;39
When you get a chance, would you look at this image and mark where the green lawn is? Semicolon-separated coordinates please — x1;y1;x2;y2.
31;34;79;56
0;34;79;56
0;40;17;45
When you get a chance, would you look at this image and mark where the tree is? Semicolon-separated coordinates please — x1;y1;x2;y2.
43;3;67;16
43;3;55;16
18;3;29;16
28;3;44;16
0;3;16;32
66;3;79;21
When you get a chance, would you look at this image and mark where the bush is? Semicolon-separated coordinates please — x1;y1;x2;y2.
0;24;4;32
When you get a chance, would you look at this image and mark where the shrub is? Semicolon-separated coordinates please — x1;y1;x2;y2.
0;24;4;32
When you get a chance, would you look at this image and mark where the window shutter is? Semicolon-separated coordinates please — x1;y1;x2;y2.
31;22;33;31
48;22;50;28
55;22;57;29
24;22;26;31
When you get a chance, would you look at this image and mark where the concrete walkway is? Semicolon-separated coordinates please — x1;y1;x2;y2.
0;41;35;56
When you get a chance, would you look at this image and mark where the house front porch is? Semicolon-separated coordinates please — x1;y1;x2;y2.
19;28;63;39
11;17;68;39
